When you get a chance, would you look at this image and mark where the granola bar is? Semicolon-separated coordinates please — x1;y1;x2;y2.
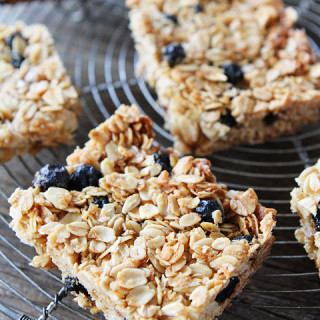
9;105;276;319
0;22;82;163
291;160;320;275
127;0;320;155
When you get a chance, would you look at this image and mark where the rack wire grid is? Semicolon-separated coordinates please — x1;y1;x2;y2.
0;0;320;319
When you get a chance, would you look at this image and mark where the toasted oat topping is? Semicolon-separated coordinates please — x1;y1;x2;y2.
0;22;81;163
9;105;276;319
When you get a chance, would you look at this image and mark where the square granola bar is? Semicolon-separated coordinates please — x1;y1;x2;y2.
0;22;82;163
291;160;320;275
127;0;320;155
9;105;276;319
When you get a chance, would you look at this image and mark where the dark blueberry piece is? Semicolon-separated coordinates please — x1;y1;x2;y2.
69;165;103;191
195;199;224;223
32;164;70;192
11;51;24;69
154;153;172;173
264;112;278;126
312;205;320;231
215;277;239;303
4;36;13;47
162;43;185;67
65;277;89;296
194;4;204;12
5;32;27;68
219;109;236;127
232;235;253;244
165;14;178;24
223;64;244;85
92;196;109;209
4;31;23;48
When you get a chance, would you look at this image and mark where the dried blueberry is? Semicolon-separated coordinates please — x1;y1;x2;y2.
5;32;27;69
195;199;224;223
165;14;178;24
215;277;239;303
219;108;236;127
69;165;103;191
232;235;253;244
11;51;24;69
92;196;109;209
65;277;89;296
32;164;70;192
264;112;278;126
162;43;185;67
312;205;320;231
4;32;23;48
223;64;244;85
154;153;172;173
194;4;204;12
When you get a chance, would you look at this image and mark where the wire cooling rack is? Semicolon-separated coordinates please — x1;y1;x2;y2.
0;0;320;319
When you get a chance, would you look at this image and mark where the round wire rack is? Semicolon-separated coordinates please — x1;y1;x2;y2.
0;0;320;319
